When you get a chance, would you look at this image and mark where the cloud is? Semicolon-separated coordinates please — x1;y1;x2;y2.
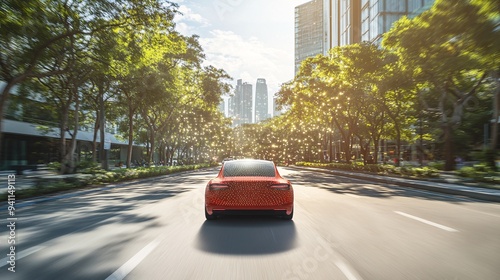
175;5;209;26
199;30;293;96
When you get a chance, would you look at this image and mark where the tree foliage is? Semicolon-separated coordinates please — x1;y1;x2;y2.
1;0;233;171
230;0;498;170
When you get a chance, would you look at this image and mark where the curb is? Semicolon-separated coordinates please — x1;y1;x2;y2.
289;166;500;203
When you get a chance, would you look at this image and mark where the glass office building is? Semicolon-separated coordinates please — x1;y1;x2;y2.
255;78;269;123
296;0;435;61
360;0;435;45
295;0;325;74
229;79;253;126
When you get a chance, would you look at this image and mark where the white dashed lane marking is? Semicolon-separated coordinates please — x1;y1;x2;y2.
105;238;161;280
395;211;459;232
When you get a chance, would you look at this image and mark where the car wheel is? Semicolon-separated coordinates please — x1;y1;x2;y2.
205;207;217;220
282;209;293;220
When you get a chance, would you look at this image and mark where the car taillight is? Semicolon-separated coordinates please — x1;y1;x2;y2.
270;184;290;190
209;184;229;190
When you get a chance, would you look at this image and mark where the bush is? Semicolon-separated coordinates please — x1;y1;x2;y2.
81;166;107;174
470;149;498;170
457;166;476;178
296;161;439;178
428;161;445;170
76;160;99;170
47;162;61;171
472;164;492;173
456;165;498;184
2;163;212;200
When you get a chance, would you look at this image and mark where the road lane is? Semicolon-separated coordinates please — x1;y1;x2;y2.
1;167;499;279
283;168;500;279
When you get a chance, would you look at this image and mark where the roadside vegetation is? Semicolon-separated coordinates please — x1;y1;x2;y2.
295;161;440;178
1;163;215;200
455;164;500;185
295;161;500;188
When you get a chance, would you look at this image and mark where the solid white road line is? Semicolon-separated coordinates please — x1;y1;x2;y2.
105;238;161;280
394;211;459;232
336;260;361;280
0;246;45;267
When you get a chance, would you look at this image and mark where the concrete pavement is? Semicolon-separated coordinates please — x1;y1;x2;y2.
2;167;500;280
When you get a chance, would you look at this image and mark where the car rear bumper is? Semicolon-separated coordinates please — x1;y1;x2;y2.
206;203;293;216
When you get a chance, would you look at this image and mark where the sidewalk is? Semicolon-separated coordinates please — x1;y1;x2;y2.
289;165;500;203
0;168;86;194
0;164;128;191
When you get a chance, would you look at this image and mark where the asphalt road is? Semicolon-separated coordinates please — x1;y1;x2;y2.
1;167;500;280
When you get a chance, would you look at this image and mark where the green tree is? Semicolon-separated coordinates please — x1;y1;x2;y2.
0;0;142;160
383;0;499;170
277;43;407;164
110;2;183;167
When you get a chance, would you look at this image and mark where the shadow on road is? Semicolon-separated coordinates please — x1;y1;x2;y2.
3;171;211;253
284;170;471;203
0;228;149;280
196;217;298;255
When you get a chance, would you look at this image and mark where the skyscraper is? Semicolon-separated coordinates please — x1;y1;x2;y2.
295;0;435;72
360;0;435;45
294;0;325;74
230;79;253;126
255;78;269;123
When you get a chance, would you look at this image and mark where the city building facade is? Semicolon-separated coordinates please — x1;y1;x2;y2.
0;82;143;171
255;78;269;123
295;0;325;74
229;79;253;126
360;0;435;45
295;0;435;73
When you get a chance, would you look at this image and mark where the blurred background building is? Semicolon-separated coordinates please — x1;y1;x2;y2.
226;78;271;126
294;0;325;74
228;79;253;126
255;78;270;123
0;82;142;171
295;0;435;73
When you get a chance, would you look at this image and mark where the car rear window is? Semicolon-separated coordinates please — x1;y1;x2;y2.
223;161;276;177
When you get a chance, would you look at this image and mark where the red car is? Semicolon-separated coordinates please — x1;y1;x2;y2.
205;159;294;220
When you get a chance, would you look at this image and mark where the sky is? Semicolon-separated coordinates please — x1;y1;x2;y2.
172;0;311;115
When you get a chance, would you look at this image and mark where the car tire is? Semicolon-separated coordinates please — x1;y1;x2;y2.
205;207;217;220
282;209;293;220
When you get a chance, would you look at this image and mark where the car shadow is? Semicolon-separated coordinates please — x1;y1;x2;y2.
196;216;298;255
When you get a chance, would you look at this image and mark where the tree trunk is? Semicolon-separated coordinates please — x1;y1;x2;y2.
372;136;380;164
149;132;155;165
395;130;401;167
443;124;455;171
491;70;499;154
126;100;134;168
343;137;351;163
59;101;70;174
99;89;108;170
92;110;100;162
63;94;80;174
